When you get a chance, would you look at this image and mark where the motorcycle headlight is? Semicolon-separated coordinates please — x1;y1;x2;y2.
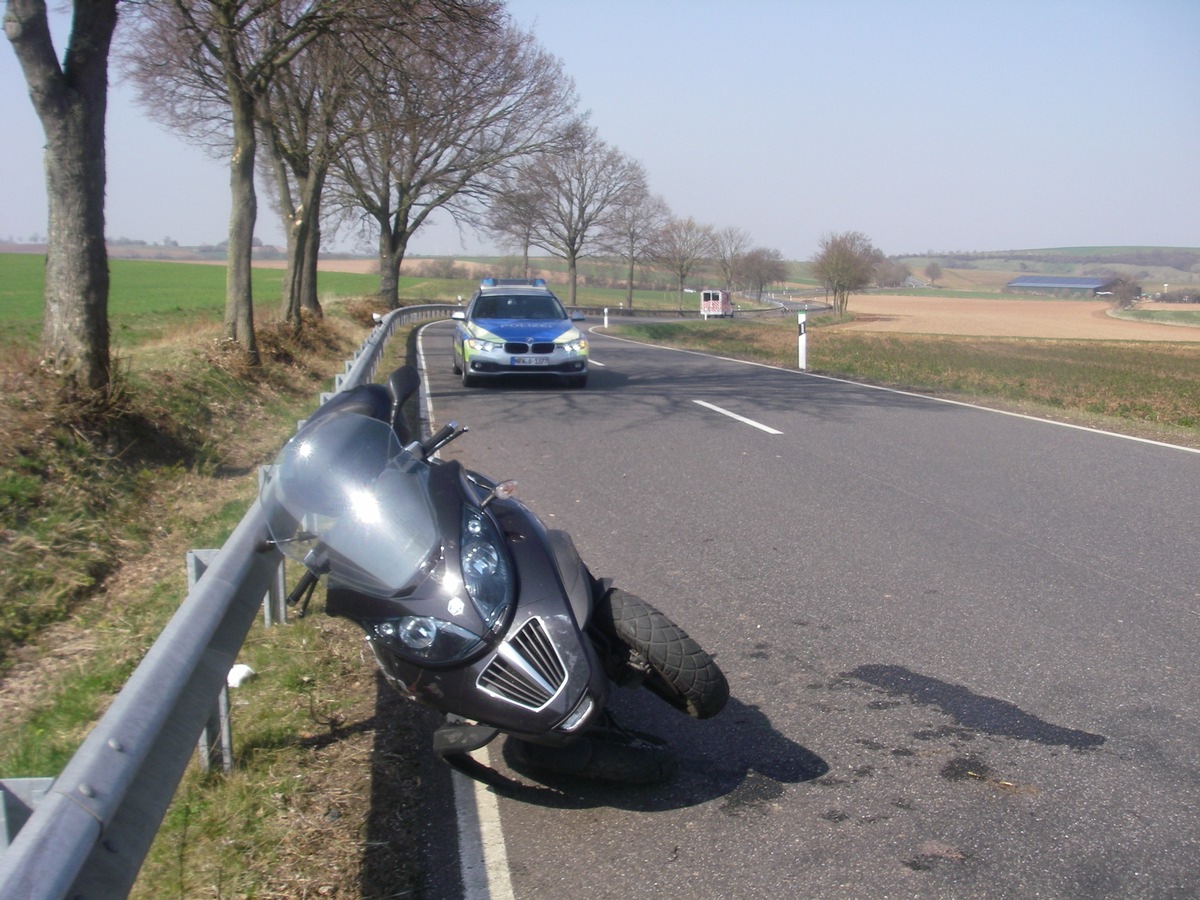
368;509;513;666
373;616;484;664
460;508;514;630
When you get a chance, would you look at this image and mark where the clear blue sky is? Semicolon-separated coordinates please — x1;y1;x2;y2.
3;0;1197;260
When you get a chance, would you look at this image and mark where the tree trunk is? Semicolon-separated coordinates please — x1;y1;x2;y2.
625;257;635;308
281;212;307;328
42;84;111;392
266;137;302;325
377;228;401;310
567;252;578;306
6;0;118;395
300;211;321;315
298;168;325;315
224;82;259;365
268;146;325;325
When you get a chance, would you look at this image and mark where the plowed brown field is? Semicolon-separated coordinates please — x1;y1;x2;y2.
835;295;1200;341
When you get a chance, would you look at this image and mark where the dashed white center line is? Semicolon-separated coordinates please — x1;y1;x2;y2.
692;400;783;434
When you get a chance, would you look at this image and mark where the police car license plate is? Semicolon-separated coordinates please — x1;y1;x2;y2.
512;357;549;366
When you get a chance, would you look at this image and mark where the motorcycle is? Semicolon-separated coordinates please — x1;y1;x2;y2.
260;365;728;785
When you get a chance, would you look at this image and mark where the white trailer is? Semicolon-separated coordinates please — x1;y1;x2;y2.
700;289;733;318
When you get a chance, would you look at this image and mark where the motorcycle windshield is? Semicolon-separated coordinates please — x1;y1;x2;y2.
261;413;440;598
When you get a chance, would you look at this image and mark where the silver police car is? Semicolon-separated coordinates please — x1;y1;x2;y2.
451;279;588;388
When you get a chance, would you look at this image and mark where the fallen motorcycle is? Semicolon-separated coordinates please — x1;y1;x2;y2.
260;366;727;784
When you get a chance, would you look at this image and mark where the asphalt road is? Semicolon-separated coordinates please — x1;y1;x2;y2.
415;318;1200;898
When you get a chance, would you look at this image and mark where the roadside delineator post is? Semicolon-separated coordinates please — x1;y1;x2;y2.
798;312;807;370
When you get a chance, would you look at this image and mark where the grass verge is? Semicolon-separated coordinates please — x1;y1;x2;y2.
0;301;440;894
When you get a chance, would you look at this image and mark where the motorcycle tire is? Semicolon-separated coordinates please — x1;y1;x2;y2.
596;588;729;719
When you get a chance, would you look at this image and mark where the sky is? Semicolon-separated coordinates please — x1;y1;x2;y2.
2;0;1198;261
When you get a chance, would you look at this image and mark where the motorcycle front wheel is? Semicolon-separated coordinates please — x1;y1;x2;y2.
595;588;729;719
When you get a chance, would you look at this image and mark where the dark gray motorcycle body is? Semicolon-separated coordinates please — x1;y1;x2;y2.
325;459;609;746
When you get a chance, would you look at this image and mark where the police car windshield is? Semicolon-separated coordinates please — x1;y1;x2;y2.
473;294;565;320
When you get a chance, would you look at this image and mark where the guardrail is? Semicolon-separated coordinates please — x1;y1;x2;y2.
0;304;456;900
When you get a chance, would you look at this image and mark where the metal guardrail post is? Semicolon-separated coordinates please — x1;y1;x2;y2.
1;779;54;851
257;466;289;627
264;555;287;626
186;550;234;775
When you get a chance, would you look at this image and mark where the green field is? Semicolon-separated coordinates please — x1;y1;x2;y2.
0;253;755;342
1112;308;1200;327
1;254;388;344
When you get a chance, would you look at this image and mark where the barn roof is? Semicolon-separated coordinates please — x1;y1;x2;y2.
1005;276;1113;290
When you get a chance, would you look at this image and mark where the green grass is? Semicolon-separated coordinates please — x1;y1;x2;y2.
1;254;387;347
1112;308;1200;327
0;253;777;338
0;310;399;893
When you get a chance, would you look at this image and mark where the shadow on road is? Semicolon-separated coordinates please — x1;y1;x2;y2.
484;688;827;811
354;676;827;894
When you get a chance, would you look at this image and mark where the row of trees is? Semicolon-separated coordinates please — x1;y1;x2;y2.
9;0;792;397
123;0;558;365
485;141;789;309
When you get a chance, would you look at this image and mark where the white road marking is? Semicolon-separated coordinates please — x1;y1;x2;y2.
453;754;515;900
693;399;783;434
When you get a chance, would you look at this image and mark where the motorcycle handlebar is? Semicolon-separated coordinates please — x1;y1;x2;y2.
419;421;467;458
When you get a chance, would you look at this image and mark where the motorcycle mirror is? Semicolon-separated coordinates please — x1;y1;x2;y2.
480;480;518;508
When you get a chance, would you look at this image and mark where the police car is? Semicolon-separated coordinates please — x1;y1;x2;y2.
451;279;588;388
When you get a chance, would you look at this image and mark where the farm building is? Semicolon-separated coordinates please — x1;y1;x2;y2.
1005;275;1118;296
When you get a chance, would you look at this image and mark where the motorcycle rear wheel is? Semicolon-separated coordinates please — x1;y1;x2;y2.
597;588;729;719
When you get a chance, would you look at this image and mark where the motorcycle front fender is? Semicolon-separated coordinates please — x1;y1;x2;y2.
545;528;594;628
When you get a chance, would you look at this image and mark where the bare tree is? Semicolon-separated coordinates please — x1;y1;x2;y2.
741;246;789;301
511;124;645;306
598;183;668;309
329;16;575;308
924;260;942;285
1107;275;1142;309
874;257;912;288
6;0;119;395
811;230;879;316
486;178;540;278
652;216;716;312
713;225;752;291
257;20;361;325
126;0;349;365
